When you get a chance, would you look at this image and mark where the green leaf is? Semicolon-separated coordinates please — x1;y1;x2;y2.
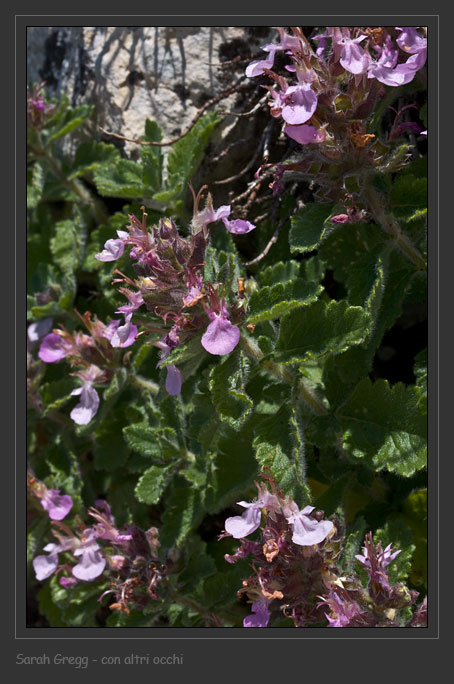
27;161;45;208
160;477;205;547
390;174;427;213
69;141;120;179
37;582;66;627
203;558;251;609
46;98;94;142
141;119;163;192
203;247;241;298
247;278;322;324
40;378;76;417
289;203;336;254
93;413;130;471
257;260;301;287
208;350;253;430
275;299;371;365
123;423;181;464
341;516;367;573
179;535;216;593
205;430;258;513
252;404;309;506
134;464;175;504
93;159;144;198
338;378;427;476
154;111;219;204
50;217;86;275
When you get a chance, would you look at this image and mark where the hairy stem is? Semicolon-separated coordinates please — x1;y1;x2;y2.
239;333;328;416
364;180;426;271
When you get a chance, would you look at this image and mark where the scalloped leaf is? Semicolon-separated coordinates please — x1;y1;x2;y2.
338;378;427;476
208;350;253;430
247;278;322;324
160;477;205;547
69;141;120;179
289;203;336;254
275;299;371;365
252;404;309;506
135;464;175;504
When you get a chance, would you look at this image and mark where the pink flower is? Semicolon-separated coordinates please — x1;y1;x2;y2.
279;84;318;125
284;124;326;145
38;333;69;363
201;305;240;356
243;599;270;627
39;489;73;521
285;505;334;546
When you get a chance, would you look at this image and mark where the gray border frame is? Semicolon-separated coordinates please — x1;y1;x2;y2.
9;4;443;676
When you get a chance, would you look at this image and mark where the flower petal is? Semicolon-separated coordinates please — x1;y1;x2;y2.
225;506;262;538
33;552;59;581
70;385;100;425
72;547;106;581
95;238;125;262
201;316;240;355
38;333;67;363
222;218;256;234
290;512;334;546
165;364;182;395
243;599;270;627
40;489;73;520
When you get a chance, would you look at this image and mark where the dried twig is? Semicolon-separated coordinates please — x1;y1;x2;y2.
99;78;248;148
244;198;300;267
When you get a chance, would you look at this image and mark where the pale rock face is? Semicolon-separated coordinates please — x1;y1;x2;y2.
26;26;274;160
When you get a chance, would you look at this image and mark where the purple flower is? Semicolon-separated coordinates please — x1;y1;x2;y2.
38;333;68;363
72;531;106;581
355;541;401;570
243;599;270;627
59;576;77;588
367;31;426;86
338;34;371;75
395;27;427;55
70;384;100;425
245;45;279;77
95;236;126;262
201;308;240;356
319;590;361;627
33;543;61;581
39;489;73;521
156;332;183;396
224;489;279;538
27;317;53;346
279;84;318;125
222;217;256;234
285;505;334;546
284;123;326;145
103;318;138;348
164;364;182;395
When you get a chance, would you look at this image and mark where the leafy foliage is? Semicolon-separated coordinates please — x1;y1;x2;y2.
26;28;427;629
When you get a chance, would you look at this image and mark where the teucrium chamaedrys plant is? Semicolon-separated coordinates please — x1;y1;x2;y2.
27;25;427;628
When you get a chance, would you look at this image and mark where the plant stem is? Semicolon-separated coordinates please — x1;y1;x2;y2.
364;181;426;271
129;373;159;395
239;333;328;416
30;142;109;224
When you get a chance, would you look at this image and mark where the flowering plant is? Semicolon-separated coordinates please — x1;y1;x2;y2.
27;26;427;628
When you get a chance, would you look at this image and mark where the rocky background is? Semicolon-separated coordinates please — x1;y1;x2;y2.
26;26;280;204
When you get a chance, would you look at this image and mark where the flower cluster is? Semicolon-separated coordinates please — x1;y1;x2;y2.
221;479;424;627
37;311;137;424
246;26;427;203
27;474;73;521
32;499;166;615
27;82;56;130
95;193;255;394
